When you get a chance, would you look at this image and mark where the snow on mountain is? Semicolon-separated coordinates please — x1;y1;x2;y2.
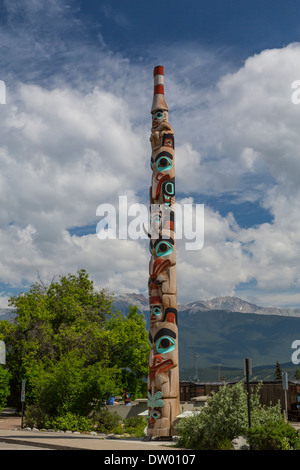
2;294;300;320
113;293;149;314
184;296;300;317
113;294;300;317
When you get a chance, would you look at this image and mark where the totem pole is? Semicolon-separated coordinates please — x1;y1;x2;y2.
147;66;180;438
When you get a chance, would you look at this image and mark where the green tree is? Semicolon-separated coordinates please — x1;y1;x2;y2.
0;367;11;413
0;270;149;411
294;369;300;380
274;361;282;380
31;353;120;417
104;305;150;398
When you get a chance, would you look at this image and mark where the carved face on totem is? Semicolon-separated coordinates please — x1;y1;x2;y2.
149;295;163;322
151;150;174;177
151;149;175;203
147;396;176;433
152;109;168;129
148;321;178;381
149;235;176;280
147;390;163;427
149;293;177;324
147;309;178;433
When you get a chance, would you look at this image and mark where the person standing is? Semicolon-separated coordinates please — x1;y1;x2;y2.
123;388;131;405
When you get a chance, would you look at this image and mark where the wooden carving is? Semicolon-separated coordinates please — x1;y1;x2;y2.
147;66;180;437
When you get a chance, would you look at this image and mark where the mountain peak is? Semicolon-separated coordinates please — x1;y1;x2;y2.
204;296;259;313
113;293;300;317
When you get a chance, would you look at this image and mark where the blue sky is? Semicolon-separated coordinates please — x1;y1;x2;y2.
75;0;300;58
0;0;300;308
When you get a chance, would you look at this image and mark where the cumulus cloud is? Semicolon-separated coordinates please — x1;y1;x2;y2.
0;80;149;294
218;43;300;188
211;43;300;303
0;0;300;308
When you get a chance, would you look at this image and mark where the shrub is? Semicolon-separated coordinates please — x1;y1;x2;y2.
24;406;94;432
24;404;49;429
45;413;93;432
175;381;283;450
24;403;147;436
123;416;147;437
175;412;206;449
247;420;300;450
177;382;250;449
93;407;121;433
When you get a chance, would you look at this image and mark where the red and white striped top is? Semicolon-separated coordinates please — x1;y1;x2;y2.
151;65;168;113
153;65;165;95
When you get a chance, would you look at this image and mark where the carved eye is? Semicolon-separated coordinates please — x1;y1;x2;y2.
156;336;176;354
155;241;173;257
155;111;163;119
157;156;172;172
152;306;162;316
152;411;160;419
156;241;172;256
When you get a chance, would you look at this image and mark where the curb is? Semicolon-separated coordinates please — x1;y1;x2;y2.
0;435;86;450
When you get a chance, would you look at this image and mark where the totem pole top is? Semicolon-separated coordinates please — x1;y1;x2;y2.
151;65;168;113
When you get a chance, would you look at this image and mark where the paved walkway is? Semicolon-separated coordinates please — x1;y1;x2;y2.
2;409;298;452
0;411;181;451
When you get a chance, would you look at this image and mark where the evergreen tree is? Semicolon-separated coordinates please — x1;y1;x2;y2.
294;369;300;380
274;361;282;380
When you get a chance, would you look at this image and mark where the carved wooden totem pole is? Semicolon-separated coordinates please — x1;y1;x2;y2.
147;65;180;437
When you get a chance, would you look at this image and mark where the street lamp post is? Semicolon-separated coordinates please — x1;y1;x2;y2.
244;358;252;429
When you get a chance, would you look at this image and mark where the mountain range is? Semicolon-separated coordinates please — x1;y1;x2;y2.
2;294;300;380
113;293;300;379
113;293;300;317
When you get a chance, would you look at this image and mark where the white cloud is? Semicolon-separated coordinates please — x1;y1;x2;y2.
218;43;300;188
212;43;300;302
0;80;150;295
176;204;251;302
1;0;300;309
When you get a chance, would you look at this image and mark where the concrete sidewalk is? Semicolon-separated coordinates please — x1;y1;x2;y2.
0;428;180;450
0;413;180;451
